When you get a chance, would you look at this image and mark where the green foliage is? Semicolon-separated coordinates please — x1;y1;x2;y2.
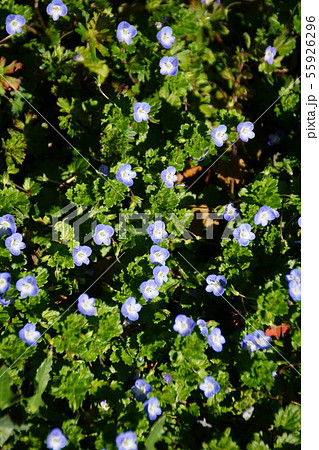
0;0;300;448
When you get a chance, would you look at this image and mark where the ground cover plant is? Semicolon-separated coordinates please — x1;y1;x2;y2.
0;0;301;448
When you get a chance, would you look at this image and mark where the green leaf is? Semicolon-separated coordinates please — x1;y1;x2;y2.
0;415;15;447
0;366;15;410
274;404;301;433
145;414;166;449
26;352;53;413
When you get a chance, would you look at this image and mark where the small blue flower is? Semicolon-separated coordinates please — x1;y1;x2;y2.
201;0;221;5
272;370;278;378
252;330;272;350
161;166;177;188
240;333;258;354
5;233;26;256
116;431;137;450
18;323;41;346
0;272;11;294
16;275;39;299
0;296;11;306
288;281;301;301
46;428;67;450
298;216;301;227
207;327;226;352
267;130;285;146
133;102;151;123
77;293;97;316
223;203;239;221
153;265;169;286
93;224;114;246
242;406;254;420
254;206;280;227
237;121;255;142
264;46;276;64
233;223;255;246
131;378;152;400
199;376;220;398
72;245;92;266
46;0;68;21
205;274;227;296
156;26;176;49
116;163;137;187
285;269;301;284
150;245;170;265
0;214;17;237
197;319;208;336
99;165;110;176
210;125;228;147
173;314;195;337
147;220;168;244
5;14;26;35
116;21;137;45
143;396;162;420
162;373;172;384
159;56;179;76
121;297;142;321
140;279;159;301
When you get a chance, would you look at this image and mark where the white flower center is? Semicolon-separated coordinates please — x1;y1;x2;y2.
240;229;250;240
0;221;10;229
77;251;86;261
164;62;173;71
25;329;38;342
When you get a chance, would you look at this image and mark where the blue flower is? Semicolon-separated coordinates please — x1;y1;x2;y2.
0;214;17;237
205;274;227;296
140;279;159;301
116;163;137;187
121;297;141;321
16;275;39;299
18;323;41;346
5;232;26;256
72;245;92;266
240;333;259;354
159;56;179;76
147;220;168;244
93;224;114;246
161;166;177;188
116;21;137;45
298;216;301;227
264;46;276;64
150;245;170;265
46;428;67;450
285;269;301;284
237;121;255;142
131;378;152;400
156;26;176;49
252;330;272;350
199;376;220;398
223;203;239;221
0;295;11;306
153;265;169;286
210;125;228;147
116;431;137;450
201;0;221;5
143;396;162;420
99;165;110;176
197;319;208;336
0;272;11;294
162;373;172;384
133;102;151;123
267;130;285;146
5;14;26;35
173;314;195;337
233;223;255;246
288;281;301;301
254;206;280;227
77;293;97;316
207;327;226;352
242;406;254;420
46;0;68;21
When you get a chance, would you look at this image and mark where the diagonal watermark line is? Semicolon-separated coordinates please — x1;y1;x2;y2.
0;73;124;200
183;75;301;195
0;252;126;380
177;251;301;376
